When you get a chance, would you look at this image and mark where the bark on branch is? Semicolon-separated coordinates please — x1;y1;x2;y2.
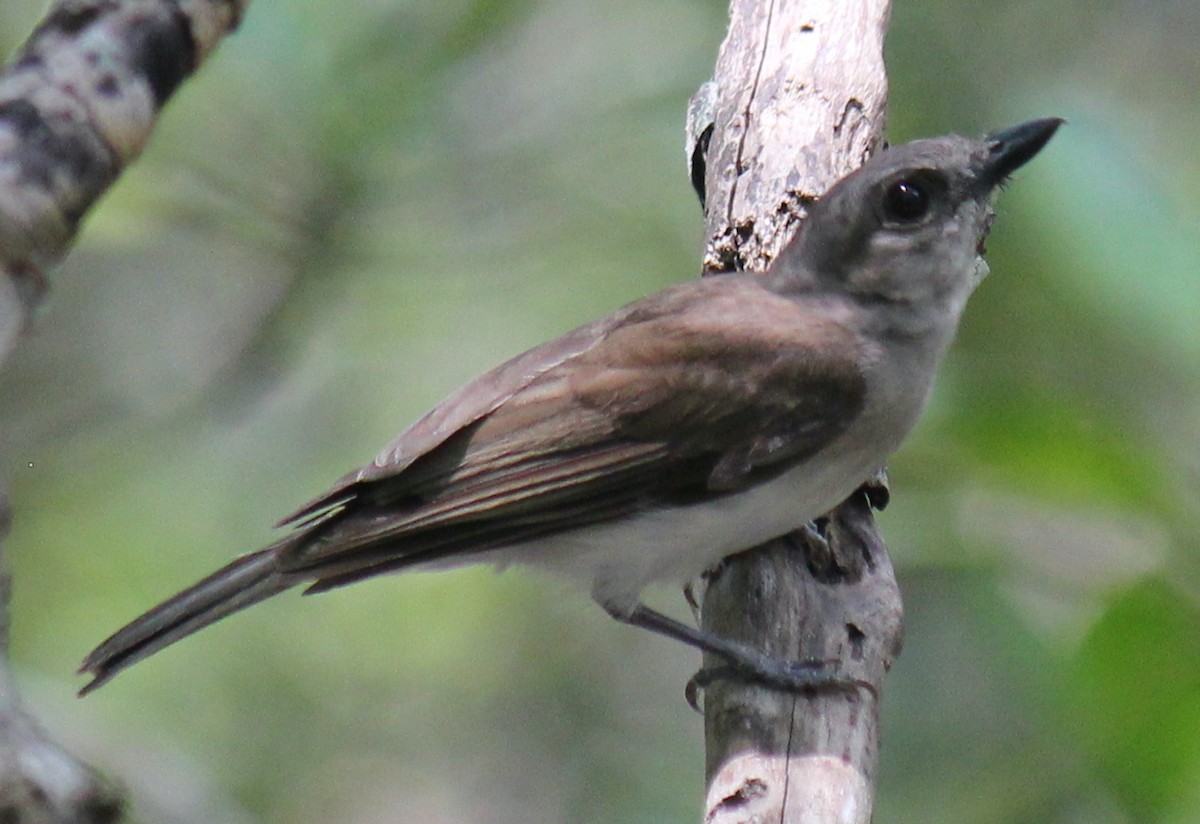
0;1;247;820
690;2;900;822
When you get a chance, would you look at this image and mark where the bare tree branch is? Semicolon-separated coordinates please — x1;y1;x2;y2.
0;0;247;358
0;1;248;819
691;2;899;822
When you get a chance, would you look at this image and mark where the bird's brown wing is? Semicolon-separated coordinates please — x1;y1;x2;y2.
280;277;867;590
279;307;621;527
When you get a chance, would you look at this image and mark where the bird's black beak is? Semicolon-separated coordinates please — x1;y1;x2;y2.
979;117;1064;188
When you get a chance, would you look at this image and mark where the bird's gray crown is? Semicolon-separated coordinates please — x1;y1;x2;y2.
769;119;1062;332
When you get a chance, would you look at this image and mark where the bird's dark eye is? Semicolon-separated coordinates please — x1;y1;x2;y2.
881;179;931;224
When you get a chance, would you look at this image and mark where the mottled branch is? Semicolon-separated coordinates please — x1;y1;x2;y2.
0;1;249;820
0;0;246;359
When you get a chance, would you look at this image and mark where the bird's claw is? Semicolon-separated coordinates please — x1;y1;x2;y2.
685;658;875;711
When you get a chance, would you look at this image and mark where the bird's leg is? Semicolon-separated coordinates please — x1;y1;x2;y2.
600;600;867;698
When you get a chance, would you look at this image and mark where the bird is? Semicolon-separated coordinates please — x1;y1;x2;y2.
79;118;1063;695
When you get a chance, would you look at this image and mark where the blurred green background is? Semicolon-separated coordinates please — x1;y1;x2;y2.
2;0;1198;822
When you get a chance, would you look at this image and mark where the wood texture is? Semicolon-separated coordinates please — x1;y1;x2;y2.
692;2;899;822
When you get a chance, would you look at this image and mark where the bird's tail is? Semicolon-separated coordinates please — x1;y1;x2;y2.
78;544;295;695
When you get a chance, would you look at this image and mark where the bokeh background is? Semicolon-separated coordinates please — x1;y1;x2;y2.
2;0;1198;822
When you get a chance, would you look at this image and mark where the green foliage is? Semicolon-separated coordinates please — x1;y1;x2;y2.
1073;580;1200;821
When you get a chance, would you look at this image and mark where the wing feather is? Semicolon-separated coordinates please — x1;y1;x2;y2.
276;276;867;587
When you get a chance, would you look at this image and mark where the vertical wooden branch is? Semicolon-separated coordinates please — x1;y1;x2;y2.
690;2;899;822
0;1;248;819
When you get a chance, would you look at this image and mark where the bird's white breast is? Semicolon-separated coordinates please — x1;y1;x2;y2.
486;430;889;612
424;331;941;612
517;334;938;609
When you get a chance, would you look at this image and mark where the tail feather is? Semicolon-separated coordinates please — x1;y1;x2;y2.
78;547;294;695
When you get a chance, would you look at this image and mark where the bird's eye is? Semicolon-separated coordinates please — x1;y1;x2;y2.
881;179;931;224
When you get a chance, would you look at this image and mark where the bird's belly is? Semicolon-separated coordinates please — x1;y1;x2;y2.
494;444;881;609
